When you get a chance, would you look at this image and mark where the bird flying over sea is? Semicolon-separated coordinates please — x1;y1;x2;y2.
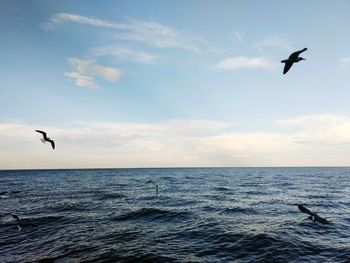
35;130;55;150
298;204;330;224
281;48;307;74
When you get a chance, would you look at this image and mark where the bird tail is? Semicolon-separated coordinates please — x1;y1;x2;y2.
40;139;46;143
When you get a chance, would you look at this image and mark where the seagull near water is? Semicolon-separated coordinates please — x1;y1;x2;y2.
281;48;307;74
298;204;330;224
35;130;55;150
146;180;159;195
12;214;38;231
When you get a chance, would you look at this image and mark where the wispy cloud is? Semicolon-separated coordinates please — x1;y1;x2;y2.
65;57;122;89
2;114;350;168
254;36;292;51
216;56;275;71
340;56;350;64
64;72;97;89
90;45;157;63
46;13;210;53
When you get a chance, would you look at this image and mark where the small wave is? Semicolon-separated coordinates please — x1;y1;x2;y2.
112;208;192;222
98;192;126;200
221;207;258;214
214;186;231;191
51;202;91;212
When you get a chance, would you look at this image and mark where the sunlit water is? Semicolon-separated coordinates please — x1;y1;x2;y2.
1;168;350;262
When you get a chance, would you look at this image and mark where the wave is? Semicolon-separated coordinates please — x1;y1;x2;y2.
97;192;126;200
221;206;258;214
112;208;192;222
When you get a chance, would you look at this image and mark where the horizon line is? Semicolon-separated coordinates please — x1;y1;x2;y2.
1;165;350;171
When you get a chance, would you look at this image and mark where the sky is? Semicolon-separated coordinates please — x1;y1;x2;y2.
1;0;350;169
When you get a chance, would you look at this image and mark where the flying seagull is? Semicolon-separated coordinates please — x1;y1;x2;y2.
281;48;307;74
35;130;55;149
298;204;330;224
12;214;38;231
146;180;159;195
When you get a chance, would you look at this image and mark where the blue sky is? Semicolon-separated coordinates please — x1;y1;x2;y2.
1;0;350;168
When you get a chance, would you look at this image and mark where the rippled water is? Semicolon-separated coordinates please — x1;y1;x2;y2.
1;168;350;262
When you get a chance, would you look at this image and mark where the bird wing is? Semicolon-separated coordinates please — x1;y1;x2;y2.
35;130;48;140
48;139;55;150
283;61;293;74
12;214;19;221
289;48;307;60
298;205;316;216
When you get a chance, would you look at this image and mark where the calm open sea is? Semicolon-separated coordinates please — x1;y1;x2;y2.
1;167;350;262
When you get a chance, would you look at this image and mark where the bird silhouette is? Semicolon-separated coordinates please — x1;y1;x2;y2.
298;204;330;224
35;130;55;150
12;214;38;231
281;48;307;74
146;180;159;195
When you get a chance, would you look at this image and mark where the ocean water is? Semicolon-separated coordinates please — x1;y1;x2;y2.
1;167;350;262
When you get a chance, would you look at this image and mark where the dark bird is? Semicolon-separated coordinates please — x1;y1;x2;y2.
298;204;330;224
35;130;55;149
12;214;38;231
281;48;307;74
0;191;9;199
0;191;20;199
146;180;159;195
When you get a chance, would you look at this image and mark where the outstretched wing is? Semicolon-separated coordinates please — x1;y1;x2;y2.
48;139;55;150
298;205;315;216
283;61;293;74
289;48;307;60
12;214;20;221
35;130;48;140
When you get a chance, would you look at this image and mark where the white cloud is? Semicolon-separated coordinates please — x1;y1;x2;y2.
46;13;209;53
254;36;292;51
65;57;122;88
2;114;350;168
216;56;275;71
340;56;350;64
90;45;157;63
279;114;350;144
64;72;97;89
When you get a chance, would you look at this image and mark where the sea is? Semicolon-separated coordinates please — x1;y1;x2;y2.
1;167;350;262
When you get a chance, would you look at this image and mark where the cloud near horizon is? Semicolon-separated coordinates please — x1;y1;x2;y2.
1;114;350;169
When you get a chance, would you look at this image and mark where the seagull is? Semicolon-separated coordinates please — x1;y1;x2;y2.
0;191;9;199
146;180;159;195
35;130;55;149
298;204;330;224
281;48;307;74
0;191;20;199
12;214;38;231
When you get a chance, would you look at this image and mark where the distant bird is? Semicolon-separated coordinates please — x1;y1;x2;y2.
12;214;38;231
146;180;159;195
298;204;330;224
0;191;20;199
0;191;9;199
35;130;55;149
281;48;307;74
